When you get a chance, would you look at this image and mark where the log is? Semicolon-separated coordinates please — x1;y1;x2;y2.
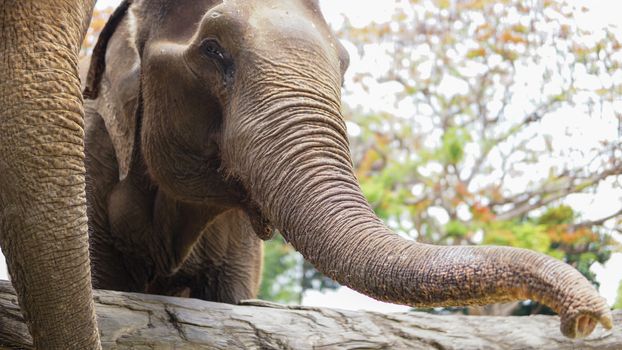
0;280;619;350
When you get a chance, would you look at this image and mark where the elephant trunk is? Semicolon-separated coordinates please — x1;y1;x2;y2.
0;1;100;349
223;52;612;339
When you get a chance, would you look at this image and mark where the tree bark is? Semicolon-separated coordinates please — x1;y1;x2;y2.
0;281;619;350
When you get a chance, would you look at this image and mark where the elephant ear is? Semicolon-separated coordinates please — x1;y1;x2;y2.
83;0;140;181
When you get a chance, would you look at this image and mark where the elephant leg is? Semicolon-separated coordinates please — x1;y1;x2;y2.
85;109;151;291
187;212;263;304
104;178;160;291
98;183;223;295
148;210;263;304
200;243;263;304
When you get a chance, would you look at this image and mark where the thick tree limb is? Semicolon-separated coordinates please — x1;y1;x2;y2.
494;166;622;221
0;280;619;350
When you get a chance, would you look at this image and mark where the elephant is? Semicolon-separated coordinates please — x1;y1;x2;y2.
82;0;612;340
0;0;101;349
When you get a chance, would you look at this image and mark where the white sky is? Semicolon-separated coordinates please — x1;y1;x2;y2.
0;0;620;313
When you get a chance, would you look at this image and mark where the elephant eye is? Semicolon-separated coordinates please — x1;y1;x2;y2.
200;39;234;82
201;39;226;61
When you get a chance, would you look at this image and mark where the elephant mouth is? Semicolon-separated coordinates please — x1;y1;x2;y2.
241;198;275;240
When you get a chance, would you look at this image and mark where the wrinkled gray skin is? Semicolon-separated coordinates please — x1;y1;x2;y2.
0;1;101;349
83;0;612;339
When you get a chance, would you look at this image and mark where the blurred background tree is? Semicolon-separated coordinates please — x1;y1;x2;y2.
616;281;622;309
81;0;622;314
337;0;622;316
80;6;113;59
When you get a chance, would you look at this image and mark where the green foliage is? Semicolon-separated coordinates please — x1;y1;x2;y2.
484;221;551;254
445;220;469;238
258;234;340;303
482;206;614;283
615;281;622;310
440;127;471;165
537;205;575;226
258;234;301;303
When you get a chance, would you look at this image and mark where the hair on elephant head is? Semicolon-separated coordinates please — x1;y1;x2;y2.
83;0;612;338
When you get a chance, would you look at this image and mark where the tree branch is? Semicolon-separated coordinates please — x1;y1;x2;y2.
0;281;619;349
569;208;622;231
494;166;622;221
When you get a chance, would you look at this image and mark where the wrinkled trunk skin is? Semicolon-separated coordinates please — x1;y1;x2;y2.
224;49;612;339
0;1;100;349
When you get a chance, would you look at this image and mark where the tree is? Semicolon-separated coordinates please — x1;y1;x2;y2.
337;0;622;315
81;6;114;59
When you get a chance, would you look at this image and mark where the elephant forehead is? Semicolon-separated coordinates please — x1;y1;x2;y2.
215;0;334;50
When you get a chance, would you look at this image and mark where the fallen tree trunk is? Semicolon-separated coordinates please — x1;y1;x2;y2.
0;280;619;349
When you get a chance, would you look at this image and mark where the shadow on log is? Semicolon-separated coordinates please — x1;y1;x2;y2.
0;280;619;349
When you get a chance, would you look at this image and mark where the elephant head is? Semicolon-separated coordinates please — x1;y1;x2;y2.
84;0;612;338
